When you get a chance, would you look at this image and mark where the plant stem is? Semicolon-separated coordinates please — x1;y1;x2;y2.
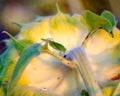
41;49;77;69
70;47;103;96
81;32;93;48
40;40;103;96
39;40;76;69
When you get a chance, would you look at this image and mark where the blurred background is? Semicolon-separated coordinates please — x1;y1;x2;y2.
0;0;120;54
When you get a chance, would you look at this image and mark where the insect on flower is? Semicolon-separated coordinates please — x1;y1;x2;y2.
0;6;120;96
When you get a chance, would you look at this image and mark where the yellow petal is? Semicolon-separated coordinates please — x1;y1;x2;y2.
17;20;50;43
17;53;85;96
102;87;113;96
85;27;120;55
50;13;88;50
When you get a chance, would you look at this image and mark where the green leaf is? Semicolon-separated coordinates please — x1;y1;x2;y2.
0;57;2;73
101;11;116;27
3;31;25;54
8;43;40;96
13;22;25;28
49;40;66;52
19;39;33;47
0;43;18;84
80;10;113;37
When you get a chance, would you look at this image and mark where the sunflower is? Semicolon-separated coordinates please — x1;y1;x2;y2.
0;9;120;96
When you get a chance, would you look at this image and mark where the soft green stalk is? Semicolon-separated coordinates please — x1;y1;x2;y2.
40;41;103;95
81;32;92;48
56;3;62;14
40;39;76;69
41;49;77;69
13;22;25;28
69;47;103;96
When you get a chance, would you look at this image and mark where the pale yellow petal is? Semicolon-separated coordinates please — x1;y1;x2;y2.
85;27;120;55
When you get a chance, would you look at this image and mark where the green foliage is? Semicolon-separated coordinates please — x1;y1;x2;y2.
0;10;119;96
41;38;66;53
0;38;33;88
101;11;116;27
0;43;18;84
3;31;25;55
0;57;2;73
80;10;115;37
8;43;40;95
49;40;66;53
